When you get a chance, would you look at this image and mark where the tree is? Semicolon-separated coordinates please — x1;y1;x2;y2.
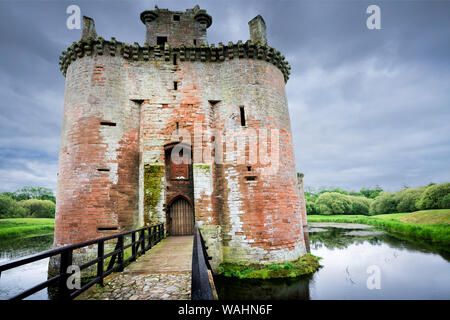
347;195;373;215
416;183;450;210
0;195;27;218
369;192;398;215
13;186;56;203
395;187;426;213
315;192;352;215
19;199;55;218
437;194;450;209
360;186;383;199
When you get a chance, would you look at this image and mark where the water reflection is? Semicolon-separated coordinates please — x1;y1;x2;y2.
215;224;450;300
0;234;54;300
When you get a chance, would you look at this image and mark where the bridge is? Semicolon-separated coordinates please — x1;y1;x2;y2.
0;223;216;300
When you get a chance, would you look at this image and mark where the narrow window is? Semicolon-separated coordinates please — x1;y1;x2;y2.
193;39;197;46
176;122;179;135
247;166;252;172
208;100;220;106
173;15;180;21
100;121;116;126
97;226;118;231
239;106;246;126
173;54;177;65
97;168;110;172
157;36;167;46
174;81;178;90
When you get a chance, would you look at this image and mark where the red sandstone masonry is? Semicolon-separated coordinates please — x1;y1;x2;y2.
54;6;305;266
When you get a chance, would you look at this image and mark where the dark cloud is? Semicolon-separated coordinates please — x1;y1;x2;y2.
0;0;449;193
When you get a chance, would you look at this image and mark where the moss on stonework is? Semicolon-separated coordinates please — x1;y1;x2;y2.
218;253;321;279
143;163;164;225
194;164;211;172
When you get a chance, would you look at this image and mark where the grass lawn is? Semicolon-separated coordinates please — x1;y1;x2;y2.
0;218;55;239
307;209;450;244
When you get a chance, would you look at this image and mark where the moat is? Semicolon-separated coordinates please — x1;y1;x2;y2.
214;223;450;300
1;223;449;299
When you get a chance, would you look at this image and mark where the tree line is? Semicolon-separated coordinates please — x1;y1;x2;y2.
305;182;450;216
0;187;56;218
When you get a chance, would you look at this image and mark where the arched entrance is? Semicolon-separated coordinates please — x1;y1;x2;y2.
168;197;194;236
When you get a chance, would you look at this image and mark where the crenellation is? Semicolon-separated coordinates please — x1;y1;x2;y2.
59;38;291;82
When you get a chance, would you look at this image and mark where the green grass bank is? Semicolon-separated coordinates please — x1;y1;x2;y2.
307;209;450;244
0;218;55;239
218;253;321;279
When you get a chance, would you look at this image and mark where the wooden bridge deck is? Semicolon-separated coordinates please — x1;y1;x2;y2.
77;236;194;300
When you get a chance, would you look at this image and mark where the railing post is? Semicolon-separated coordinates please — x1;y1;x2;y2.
118;235;124;272
150;226;154;247
59;249;73;300
97;240;104;286
147;226;151;251
140;229;145;255
131;232;136;261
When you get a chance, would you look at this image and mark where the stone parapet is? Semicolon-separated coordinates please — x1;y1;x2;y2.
59;38;291;82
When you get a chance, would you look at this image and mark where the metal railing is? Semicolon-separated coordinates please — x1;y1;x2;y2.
0;223;165;300
191;223;215;300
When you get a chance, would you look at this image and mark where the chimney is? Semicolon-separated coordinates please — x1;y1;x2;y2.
248;15;267;45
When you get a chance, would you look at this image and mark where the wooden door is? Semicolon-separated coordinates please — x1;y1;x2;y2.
169;198;194;236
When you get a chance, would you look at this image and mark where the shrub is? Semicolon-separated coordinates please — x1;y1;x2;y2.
347;195;373;215
19;199;55;218
395;187;426;213
315;192;352;215
437;194;450;209
0;195;27;218
369;192;398;215
416;183;450;210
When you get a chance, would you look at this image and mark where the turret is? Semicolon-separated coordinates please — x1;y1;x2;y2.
140;5;212;47
248;15;267;45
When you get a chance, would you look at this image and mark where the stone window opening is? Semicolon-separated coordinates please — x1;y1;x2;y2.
193;39;197;46
208;100;220;106
239;106;246;126
97;226;118;231
173;53;178;65
247;166;252;172
157;36;167;46
97;168;110;172
174;81;178;90
100;121;116;126
173;14;180;22
176;121;179;135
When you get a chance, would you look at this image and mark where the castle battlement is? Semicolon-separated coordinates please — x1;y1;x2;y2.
59;39;291;82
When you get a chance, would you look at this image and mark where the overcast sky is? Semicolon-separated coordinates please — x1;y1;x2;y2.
0;0;449;193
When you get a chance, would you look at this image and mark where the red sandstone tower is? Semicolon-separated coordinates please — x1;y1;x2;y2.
54;6;307;270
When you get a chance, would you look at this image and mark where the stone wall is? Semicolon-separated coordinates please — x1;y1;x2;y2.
141;6;211;47
54;7;305;268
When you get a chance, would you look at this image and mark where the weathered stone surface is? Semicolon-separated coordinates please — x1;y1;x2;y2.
76;236;192;300
54;6;306;272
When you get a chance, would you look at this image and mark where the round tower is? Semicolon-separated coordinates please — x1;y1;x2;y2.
53;7;305;275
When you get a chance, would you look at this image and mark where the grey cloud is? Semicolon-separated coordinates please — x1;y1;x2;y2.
0;0;449;193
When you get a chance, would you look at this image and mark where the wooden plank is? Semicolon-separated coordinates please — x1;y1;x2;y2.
169;198;194;236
